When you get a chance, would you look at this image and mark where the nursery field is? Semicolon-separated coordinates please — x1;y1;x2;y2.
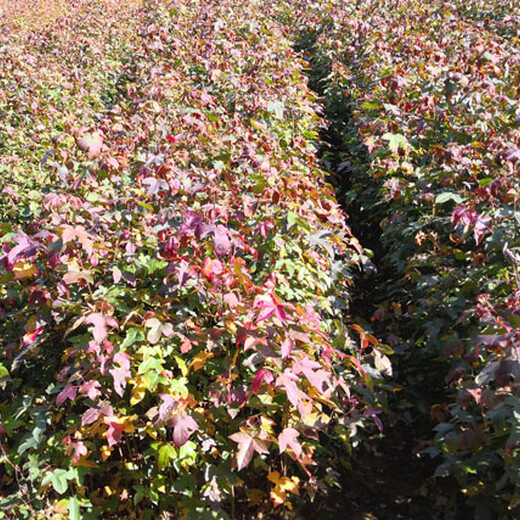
0;0;519;519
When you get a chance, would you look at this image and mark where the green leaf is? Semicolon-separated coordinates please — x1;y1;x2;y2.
120;328;144;350
42;469;71;495
17;434;38;455
287;211;297;230
267;101;284;119
286;212;311;232
171;471;197;495
435;192;463;204
382;132;409;153
170;377;189;398
68;496;81;520
157;443;176;470
0;364;9;378
137;201;154;212
178;441;198;468
138;356;163;375
360;101;380;110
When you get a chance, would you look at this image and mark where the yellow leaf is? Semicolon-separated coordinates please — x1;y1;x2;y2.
75;456;98;468
188;351;214;372
259;415;275;434
130;377;148;406
268;471;300;507
104;485;116;497
246;488;265;506
13;261;38;280
101;445;113;461
145;421;158;439
250;119;266;132
225;319;237;334
175;356;188;377
150;101;161;113
268;471;281;484
307;386;339;410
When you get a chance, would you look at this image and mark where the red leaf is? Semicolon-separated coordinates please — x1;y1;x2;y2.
253;293;287;323
146;317;162;345
104;419;126;447
252;368;274;394
276;370;305;410
224;292;239;309
145;317;173;344
348;355;367;377
65;438;88;463
293;356;328;393
202;257;223;281
180;337;193;354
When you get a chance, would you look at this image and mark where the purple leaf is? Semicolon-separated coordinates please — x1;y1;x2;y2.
84;313;118;343
451;206;476;228
56;384;78;407
214;225;231;256
278;428;302;457
169;412;198;447
142;177;168;196
363;407;383;432
474;215;492;245
109;352;131;397
79;380;102;400
281;338;294;359
158;394;178;423
7;234;37;265
293;356;328;392
82;407;101;426
502;145;520;164
229;432;269;470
